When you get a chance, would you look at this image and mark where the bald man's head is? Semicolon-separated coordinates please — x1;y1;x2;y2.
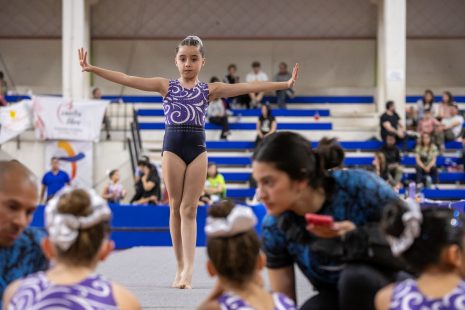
0;161;37;190
0;161;39;247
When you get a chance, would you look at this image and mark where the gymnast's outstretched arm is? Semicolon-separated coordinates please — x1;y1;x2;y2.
208;63;299;100
78;48;169;96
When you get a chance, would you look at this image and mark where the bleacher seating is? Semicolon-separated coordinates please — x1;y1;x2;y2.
132;94;465;202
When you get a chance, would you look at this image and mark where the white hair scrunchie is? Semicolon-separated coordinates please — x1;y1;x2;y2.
386;198;423;256
205;206;257;238
45;187;112;251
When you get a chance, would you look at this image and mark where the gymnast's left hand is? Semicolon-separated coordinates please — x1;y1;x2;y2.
287;63;299;88
307;220;356;238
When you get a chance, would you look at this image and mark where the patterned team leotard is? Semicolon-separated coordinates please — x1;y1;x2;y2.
7;271;118;310
389;278;465;310
162;79;209;164
218;291;297;310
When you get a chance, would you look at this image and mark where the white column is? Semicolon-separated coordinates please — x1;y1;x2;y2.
376;0;406;122
62;0;91;99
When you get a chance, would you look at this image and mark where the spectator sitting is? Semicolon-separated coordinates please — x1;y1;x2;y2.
315;137;345;170
372;151;389;181
204;163;226;203
415;133;439;188
405;106;417;131
436;91;454;121
380;134;404;189
0;161;48;308
131;160;161;205
92;87;111;140
435;104;464;153
380;100;407;151
273;62;294;109
415;89;436;122
3;188;140;309
417;108;440;137
40;157;71;203
198;190;212;206
246;61;269;108
208;77;231;140
199;201;297;310
223;64;247;108
376;204;465;310
101;169;126;204
0;71;8;107
255;104;277;146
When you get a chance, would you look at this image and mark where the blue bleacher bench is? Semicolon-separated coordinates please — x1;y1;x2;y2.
221;171;465;183
227;188;465;201
209;156;463;167
139;122;332;130
137;108;331;117
205;140;463;151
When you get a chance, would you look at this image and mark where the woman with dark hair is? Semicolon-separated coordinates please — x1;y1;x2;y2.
315;137;345;170
416;89;436;122
376;202;465;309
252;131;400;310
255;104;277;146
436;91;455;120
415;133;439;188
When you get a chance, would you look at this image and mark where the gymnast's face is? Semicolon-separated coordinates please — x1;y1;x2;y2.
175;46;205;80
252;161;302;216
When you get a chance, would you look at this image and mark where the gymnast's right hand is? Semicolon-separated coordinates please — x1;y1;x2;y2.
78;48;92;72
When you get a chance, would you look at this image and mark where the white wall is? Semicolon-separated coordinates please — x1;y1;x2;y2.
1;38;464;95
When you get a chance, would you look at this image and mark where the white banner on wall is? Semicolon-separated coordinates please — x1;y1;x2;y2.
33;96;109;141
0;100;33;144
45;140;93;188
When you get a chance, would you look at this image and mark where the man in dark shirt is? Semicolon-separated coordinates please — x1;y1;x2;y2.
380;134;404;189
0;161;48;307
380;100;407;144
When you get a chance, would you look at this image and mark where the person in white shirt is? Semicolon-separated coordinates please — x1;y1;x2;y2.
245;61;268;108
208;77;230;140
435;104;464;153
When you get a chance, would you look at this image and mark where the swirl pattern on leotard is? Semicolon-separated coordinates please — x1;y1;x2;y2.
163;80;209;126
218;291;297;310
8;272;118;310
389;278;465;310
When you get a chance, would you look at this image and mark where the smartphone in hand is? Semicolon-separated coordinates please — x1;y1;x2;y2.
305;214;334;227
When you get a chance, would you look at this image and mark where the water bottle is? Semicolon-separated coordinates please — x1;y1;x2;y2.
425;176;432;188
408;181;416;199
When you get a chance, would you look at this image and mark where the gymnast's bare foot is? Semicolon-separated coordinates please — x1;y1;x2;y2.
177;271;193;289
177;280;192;289
171;271;182;288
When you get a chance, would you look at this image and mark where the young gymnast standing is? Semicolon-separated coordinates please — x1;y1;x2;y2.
78;36;298;289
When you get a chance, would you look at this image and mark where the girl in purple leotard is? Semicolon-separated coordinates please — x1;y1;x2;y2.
3;188;140;309
198;201;297;310
376;200;465;310
78;36;299;289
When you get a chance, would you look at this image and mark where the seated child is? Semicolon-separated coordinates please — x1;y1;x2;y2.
376;199;465;310
198;200;296;310
3;188;141;310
